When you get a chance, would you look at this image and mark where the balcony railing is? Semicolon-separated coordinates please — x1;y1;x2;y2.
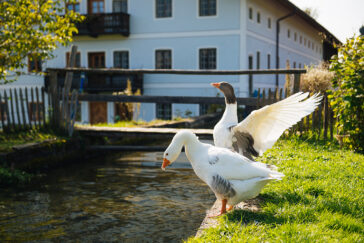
76;12;130;37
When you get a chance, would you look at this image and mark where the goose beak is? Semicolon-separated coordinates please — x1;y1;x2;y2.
211;82;220;88
162;158;171;171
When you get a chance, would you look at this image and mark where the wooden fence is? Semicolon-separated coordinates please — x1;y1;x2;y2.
0;87;49;132
0;85;334;140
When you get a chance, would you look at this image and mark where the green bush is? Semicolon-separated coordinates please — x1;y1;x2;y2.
328;35;364;152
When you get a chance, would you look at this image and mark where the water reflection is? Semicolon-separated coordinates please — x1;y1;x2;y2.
0;151;215;242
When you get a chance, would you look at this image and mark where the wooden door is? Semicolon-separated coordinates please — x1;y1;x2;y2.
88;52;107;124
89;102;107;124
88;0;104;14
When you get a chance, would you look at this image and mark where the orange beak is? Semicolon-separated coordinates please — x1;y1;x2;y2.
211;82;220;88
162;158;171;170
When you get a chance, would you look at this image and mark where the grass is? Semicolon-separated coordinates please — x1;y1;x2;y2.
0;129;65;186
187;137;364;242
0;129;61;153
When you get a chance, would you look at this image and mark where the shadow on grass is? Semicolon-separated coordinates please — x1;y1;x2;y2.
226;208;285;225
261;191;311;205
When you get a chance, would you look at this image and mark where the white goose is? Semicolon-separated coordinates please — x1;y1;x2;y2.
211;82;322;160
162;130;284;216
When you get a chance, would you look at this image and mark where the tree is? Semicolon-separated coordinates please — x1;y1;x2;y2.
360;25;364;36
328;35;364;152
304;7;319;19
0;0;83;84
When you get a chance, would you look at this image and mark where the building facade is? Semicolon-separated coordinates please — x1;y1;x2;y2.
2;0;339;125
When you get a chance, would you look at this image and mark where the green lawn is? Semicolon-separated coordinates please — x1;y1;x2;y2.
188;137;364;242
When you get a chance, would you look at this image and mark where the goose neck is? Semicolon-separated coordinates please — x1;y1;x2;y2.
221;103;238;123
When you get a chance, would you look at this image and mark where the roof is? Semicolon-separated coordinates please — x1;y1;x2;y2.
275;0;341;44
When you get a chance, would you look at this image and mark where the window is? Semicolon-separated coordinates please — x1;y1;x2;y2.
88;52;105;68
28;102;44;121
114;51;129;68
268;17;271;29
66;2;80;12
256;51;260;69
113;0;127;12
257;12;260;23
155;50;172;69
294;32;297;41
249;8;253;20
300;35;302;44
199;0;216;16
199;48;216;70
28;55;42;73
287;29;291;38
88;0;104;14
156;0;172;18
299;63;302;68
267;54;271;69
156;103;171;120
293;62;296;68
66;52;81;67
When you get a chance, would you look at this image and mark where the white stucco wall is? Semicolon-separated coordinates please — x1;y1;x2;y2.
5;0;328;123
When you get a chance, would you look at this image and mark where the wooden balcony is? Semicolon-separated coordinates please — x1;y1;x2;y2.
76;12;130;37
45;71;143;94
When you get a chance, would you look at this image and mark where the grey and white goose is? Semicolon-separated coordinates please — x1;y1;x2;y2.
211;82;321;160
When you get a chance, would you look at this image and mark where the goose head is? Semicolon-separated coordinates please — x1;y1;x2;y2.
162;130;198;170
211;82;236;104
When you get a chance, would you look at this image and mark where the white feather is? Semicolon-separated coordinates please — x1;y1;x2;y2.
233;92;322;154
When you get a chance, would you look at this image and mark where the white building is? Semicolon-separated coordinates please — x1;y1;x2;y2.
1;0;339;125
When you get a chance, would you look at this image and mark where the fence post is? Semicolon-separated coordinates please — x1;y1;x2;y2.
9;89;16;131
3;91;11;132
63;45;78;129
49;70;60;129
293;73;300;93
14;88;21;130
19;88;27;130
25;87;32;129
0;93;5;131
41;87;46;127
35;87;41;129
323;93;329;140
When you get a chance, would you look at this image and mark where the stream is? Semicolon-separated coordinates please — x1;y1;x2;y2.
0;150;215;242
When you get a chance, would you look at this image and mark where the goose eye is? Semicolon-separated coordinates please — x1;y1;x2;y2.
166;153;169;156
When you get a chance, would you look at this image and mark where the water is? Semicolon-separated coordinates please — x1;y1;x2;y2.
0;151;215;242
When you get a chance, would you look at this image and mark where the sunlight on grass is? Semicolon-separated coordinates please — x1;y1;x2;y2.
187;138;364;242
0;130;60;153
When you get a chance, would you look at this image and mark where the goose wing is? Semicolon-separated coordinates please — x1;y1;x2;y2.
207;147;282;181
231;92;322;157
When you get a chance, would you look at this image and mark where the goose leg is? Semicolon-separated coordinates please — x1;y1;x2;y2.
220;199;227;214
208;199;227;218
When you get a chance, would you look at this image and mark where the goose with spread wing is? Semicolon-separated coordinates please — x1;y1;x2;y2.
211;82;321;160
162;130;284;216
